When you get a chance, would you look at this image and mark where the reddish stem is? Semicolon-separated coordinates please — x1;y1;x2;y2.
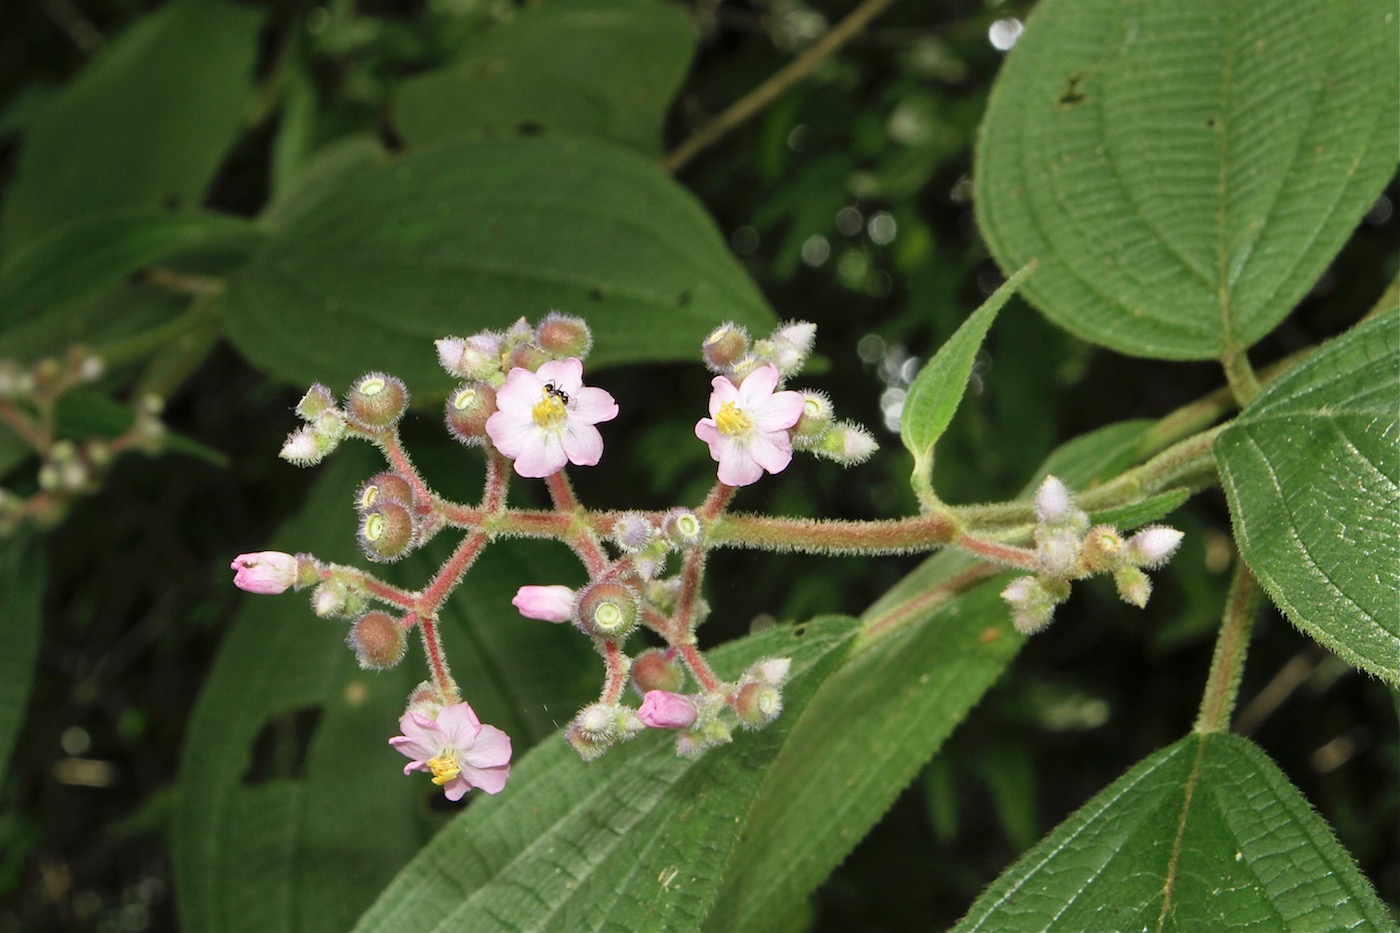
678;643;722;693
600;640;629;703
416;612;459;703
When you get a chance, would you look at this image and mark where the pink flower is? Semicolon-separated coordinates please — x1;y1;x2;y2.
511;585;576;623
638;691;698;730
230;551;298;595
695;365;805;487
389;701;512;800
485;358;618;478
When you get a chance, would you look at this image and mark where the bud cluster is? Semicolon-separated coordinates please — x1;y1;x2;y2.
1001;476;1184;634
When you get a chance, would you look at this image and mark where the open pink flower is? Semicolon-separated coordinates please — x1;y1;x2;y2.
389;701;512;800
230;551;298;595
695;365;805;486
485;358;618;478
512;585;575;623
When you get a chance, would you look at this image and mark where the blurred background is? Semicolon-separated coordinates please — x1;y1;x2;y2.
0;1;1395;930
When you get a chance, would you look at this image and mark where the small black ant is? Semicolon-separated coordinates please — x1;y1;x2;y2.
543;381;570;405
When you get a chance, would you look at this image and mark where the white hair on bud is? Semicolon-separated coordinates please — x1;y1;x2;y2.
1034;475;1074;524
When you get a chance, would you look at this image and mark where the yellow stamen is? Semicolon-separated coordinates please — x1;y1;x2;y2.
715;401;751;436
426;753;461;786
532;393;568;428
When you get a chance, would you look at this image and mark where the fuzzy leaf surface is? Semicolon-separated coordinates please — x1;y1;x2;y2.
395;0;695;153
953;733;1391;931
225;136;774;392
974;0;1399;359
1215;311;1400;683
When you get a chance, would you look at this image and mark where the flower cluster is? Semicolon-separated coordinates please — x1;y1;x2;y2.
1000;476;1184;634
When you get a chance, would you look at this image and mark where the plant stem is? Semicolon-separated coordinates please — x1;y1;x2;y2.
705;511;957;554
662;0;901;173
1220;342;1262;408
1194;561;1260;734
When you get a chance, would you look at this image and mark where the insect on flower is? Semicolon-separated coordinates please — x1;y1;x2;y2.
542;381;570;405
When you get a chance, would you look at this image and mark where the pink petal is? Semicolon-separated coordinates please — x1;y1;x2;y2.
560;421;604;467
746;431;793;475
750;390;805;432
442;777;471;801
460;763;509;795
494;367;543;409
462;724;512;770
536;357;583;394
570;386;618;424
436;703;484;746
736;364;781;404
695;418;720;449
707;376;739;417
484;407;537;457
511;433;567;478
716;438;763;486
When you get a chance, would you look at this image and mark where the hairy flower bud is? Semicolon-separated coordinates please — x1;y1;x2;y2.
348;611;408;669
444;383;497;445
437;332;504;381
507;341;550;373
734;681;782;728
1035;526;1081;577
575;582;640;639
357;471;415;511
662;508;703;548
346;372;408;428
1079;525;1125;573
612;512;655;553
815;421;878;464
1034;475;1074;524
405;681;447;719
638;691;698;730
296;383;337;420
790;391;834;446
1114;565;1153;608
746;656;791;686
1002;576;1058;635
631;648;685;695
702;322;750;373
1126;526;1184;568
358;501;415;562
536;311;592;359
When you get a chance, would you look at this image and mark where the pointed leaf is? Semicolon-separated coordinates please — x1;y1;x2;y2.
0;0;264;251
353;617;859;932
225;136;775;392
953;733;1391;931
1215;311;1399;683
901;260;1036;500
395;0;695;153
975;0;1399;359
0;533;43;776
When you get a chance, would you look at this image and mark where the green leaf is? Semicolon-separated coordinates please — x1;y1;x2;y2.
173;447;598;933
953;733;1391;931
974;0;1399;360
1215;311;1399;683
0;210;261;329
225;136;775;392
0;0;264;251
52;391;228;468
0;533;43;776
1090;487;1190;531
394;0;695;153
901;260;1036;502
705;580;1023;932
353;617;859;933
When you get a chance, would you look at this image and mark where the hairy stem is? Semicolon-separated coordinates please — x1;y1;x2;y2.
1194;561;1260;734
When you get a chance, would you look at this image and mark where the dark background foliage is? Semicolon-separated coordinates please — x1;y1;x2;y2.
0;1;1394;930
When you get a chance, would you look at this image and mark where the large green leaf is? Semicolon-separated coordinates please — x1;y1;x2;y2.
953;733;1391;931
0;0;264;252
353;616;859;932
394;0;695;153
0;210;261;329
173;447;598;933
1215;311;1399;683
0;533;43;777
975;0;1399;360
224;136;775;393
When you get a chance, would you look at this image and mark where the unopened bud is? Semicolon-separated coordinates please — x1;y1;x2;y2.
507;342;550;372
638;691;698;730
405;681;447;719
511;585;576;623
662;508;703;547
564;722;610;761
231;551;299;595
791;391;834;445
445;383;497;445
1034;476;1074;524
348;611;408;669
1002;576;1057;635
631;648;685;695
702;323;749;373
1035;526;1081;577
536;312;592;359
676;720;732;758
358;501;415;562
734;681;782;728
575;582;640;639
296;384;337;420
1114;565;1152;608
346;373;408;428
1079;525;1125;573
747;656;791;686
1126;526;1183;568
357;471;415;511
612;512;654;553
816;421;878;464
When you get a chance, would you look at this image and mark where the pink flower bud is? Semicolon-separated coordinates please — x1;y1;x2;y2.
231;551;299;595
735;681;782;728
1034;475;1074;524
511;585;576;623
702;322;750;373
612;512;655;552
444;383;497;445
749;656;792;686
631;648;685;695
1127;526;1184;568
638;691;698;730
348;611;408;669
345;372;408;428
279;427;320;464
536;311;592;359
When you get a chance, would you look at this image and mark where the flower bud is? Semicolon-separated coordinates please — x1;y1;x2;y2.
772;321;816;357
231;551;299;595
574;582;640;639
445;383;497;447
574;703;620;741
348;611;408;669
405;681;447;719
1002;575;1057;635
631;648;685;695
346;373;408;428
1034;476;1074;524
734;681;782;728
1114;565;1152;608
1079;525;1125;573
791;391;834;445
662;509;703;548
507;342;550;373
1035;526;1081;577
675;720;732;758
536;312;592;359
358;501;415;562
564;722;610;762
357;471;415;511
631;541;668;581
296;384;337;420
746;656;791;686
511;585;576;623
815;421;878;464
75;351;104;383
1126;526;1184;568
638;691;698;730
612;512;655;553
702;322;749;373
